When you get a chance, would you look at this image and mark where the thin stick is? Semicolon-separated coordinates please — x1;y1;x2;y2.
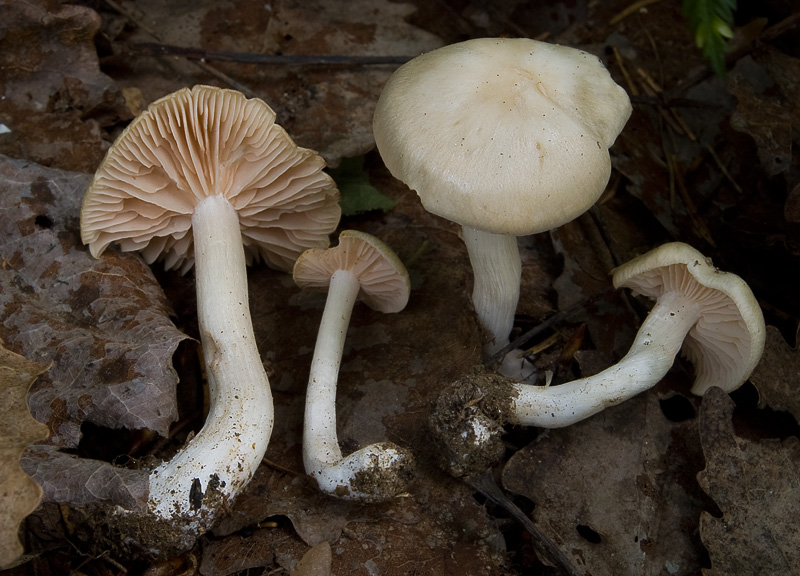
103;0;257;97
129;42;414;66
705;143;743;193
486;291;609;368
612;46;639;97
609;0;662;26
466;471;580;576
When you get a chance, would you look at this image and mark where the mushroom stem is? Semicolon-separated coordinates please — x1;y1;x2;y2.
462;225;534;382
148;195;274;522
510;289;702;427
304;268;358;469
304;269;410;501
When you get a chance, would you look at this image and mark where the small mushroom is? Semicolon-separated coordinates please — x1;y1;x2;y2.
80;86;340;532
431;242;766;476
507;242;766;427
373;37;631;383
293;230;414;501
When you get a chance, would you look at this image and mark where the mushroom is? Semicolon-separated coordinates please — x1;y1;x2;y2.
373;37;632;383
80;86;341;532
430;242;766;476
506;242;766;427
293;230;414;501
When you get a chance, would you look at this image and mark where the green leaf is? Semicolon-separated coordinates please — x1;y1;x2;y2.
682;0;736;76
328;156;397;216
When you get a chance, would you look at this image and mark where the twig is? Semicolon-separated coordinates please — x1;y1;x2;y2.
670;155;717;247
612;46;639;97
465;471;580;576
636;68;697;141
262;457;305;477
129;43;414;66
102;0;257;97
609;0;662;26
486;292;610;368
704;143;742;193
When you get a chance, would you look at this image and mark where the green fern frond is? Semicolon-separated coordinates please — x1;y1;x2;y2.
682;0;736;76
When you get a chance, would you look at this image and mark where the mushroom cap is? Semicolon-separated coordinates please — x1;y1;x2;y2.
80;85;341;273
293;230;410;314
612;242;766;395
372;38;632;236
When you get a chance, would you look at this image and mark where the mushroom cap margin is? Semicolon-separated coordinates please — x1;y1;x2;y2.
612;242;766;395
293;230;410;314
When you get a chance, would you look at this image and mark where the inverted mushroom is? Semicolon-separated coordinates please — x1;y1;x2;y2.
430;242;766;476
80;86;340;535
373;37;632;382
293;230;414;501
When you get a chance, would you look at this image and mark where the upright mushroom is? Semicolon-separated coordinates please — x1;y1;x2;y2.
373;37;631;382
80;86;340;535
430;242;766;476
293;230;413;501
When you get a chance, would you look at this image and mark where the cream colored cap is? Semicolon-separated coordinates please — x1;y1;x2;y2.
613;242;766;395
293;230;410;313
373;38;632;236
81;85;341;273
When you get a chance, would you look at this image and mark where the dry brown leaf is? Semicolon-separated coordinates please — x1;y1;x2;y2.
729;57;794;177
291;541;332;576
0;0;130;172
697;387;800;576
94;0;442;166
748;325;800;421
0;154;187;507
198;528;277;576
502;390;707;576
0;340;50;567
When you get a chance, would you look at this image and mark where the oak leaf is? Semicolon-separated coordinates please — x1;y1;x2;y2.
0;340;49;567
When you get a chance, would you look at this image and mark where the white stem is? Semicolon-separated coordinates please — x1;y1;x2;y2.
462;226;521;357
303;269;412;501
148;195;274;523
304;269;359;471
462;226;535;383
510;290;702;427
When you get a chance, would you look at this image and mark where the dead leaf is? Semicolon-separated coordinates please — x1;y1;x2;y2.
0;340;50;567
0;155;187;506
502;390;707;576
748;325;800;421
728;56;793;177
19;446;148;512
198;528;276;576
697;387;800;575
291;541;331;576
93;0;442;166
0;0;130;172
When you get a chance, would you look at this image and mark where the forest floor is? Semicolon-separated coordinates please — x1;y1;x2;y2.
1;0;800;575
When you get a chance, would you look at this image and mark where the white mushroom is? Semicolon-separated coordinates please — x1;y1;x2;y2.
430;243;766;475
509;242;766;426
293;230;413;501
80;86;340;533
373;37;632;383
